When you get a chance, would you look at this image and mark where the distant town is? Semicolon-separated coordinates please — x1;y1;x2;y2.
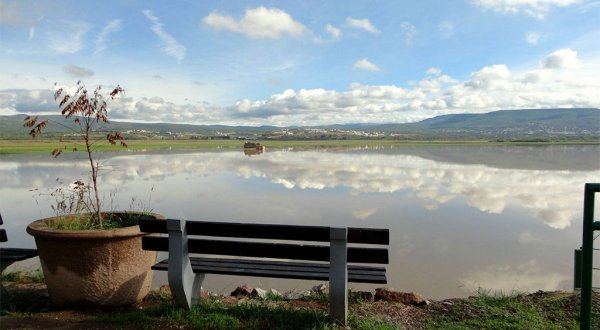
124;127;389;141
1;108;599;141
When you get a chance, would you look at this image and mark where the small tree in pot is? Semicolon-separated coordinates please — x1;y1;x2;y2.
24;81;127;228
24;81;163;307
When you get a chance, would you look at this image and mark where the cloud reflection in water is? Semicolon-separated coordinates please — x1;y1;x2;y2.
1;146;598;298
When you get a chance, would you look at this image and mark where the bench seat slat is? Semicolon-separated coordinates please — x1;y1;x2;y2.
142;236;388;264
152;257;387;284
187;258;386;277
0;248;38;262
139;219;389;245
183;257;387;274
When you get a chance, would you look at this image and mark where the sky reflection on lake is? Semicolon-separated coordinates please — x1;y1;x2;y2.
0;145;598;299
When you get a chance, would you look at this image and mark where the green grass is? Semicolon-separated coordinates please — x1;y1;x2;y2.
0;261;596;330
1;269;44;284
1;139;597;154
98;290;587;330
1;269;46;316
92;291;402;329
96;298;340;330
425;289;580;330
2;286;596;328
96;298;406;329
44;212;151;230
349;314;400;330
0;294;45;316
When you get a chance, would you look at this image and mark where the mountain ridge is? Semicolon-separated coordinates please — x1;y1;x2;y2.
1;108;598;140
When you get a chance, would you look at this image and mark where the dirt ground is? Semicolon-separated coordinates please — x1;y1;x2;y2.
0;282;430;329
1;282;595;329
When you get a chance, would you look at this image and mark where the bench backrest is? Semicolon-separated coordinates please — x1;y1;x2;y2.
0;213;7;242
139;219;389;264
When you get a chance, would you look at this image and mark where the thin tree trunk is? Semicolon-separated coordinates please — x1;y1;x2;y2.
85;122;103;227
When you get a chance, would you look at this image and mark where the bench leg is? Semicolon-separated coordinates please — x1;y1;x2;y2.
167;219;205;309
329;227;348;326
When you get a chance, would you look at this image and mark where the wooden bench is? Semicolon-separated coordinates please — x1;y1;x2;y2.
139;218;389;325
0;213;38;296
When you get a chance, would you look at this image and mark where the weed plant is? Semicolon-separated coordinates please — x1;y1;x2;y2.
425;289;579;329
44;212;150;230
0;269;44;284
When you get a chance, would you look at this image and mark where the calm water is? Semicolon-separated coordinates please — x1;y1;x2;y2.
1;145;599;299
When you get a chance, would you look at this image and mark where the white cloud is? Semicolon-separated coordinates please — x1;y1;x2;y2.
0;2;44;41
353;208;378;220
426;67;442;75
45;20;91;54
400;22;417;45
574;1;600;13
345;17;379;34
28;16;43;41
472;0;581;19
353;58;381;72
466;64;512;90
63;65;94;78
325;24;341;39
461;260;569;293
543;48;582;69
438;21;454;39
2;48;598;126
0;89;56;114
0;1;39;26
518;232;539;244
142;10;186;64
95;19;122;54
525;31;543;45
203;7;305;39
218;48;597;125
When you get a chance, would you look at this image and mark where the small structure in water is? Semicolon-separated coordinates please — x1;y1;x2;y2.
243;148;263;156
243;141;265;156
243;141;265;151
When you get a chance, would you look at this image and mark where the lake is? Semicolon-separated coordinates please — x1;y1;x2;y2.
1;144;599;299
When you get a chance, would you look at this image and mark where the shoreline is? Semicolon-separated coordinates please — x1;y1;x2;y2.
1;138;599;155
1;280;597;329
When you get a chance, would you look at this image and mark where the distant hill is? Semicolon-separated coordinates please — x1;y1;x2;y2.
1;108;598;140
0;115;277;139
374;108;600;139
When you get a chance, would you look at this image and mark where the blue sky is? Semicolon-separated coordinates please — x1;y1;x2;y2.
0;0;599;125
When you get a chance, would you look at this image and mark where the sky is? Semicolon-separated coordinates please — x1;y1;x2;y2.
0;0;599;126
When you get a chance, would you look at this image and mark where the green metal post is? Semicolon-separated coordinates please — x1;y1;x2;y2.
575;248;582;290
581;183;599;330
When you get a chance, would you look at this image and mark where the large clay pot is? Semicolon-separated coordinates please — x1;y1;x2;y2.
26;212;164;307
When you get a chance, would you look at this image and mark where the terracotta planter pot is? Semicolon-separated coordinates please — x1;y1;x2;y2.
26;212;164;307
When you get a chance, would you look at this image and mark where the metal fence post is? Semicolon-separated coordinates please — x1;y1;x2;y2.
575;248;582;290
580;183;599;330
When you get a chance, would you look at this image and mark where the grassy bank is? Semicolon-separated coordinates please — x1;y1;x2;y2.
1;270;598;329
1;139;597;154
